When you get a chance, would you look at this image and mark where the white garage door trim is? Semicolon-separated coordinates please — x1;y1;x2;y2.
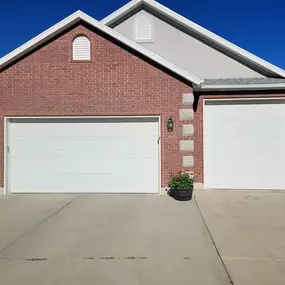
4;116;161;195
203;97;285;190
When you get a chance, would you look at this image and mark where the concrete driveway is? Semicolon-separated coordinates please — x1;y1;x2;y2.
195;190;285;285
0;194;230;285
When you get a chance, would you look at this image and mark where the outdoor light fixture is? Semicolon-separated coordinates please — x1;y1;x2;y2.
167;117;174;132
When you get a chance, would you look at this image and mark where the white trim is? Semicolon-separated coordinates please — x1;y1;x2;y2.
101;0;285;78
158;116;162;195
4;118;8;195
203;97;285;190
200;83;285;91
0;11;201;85
101;0;142;26
202;99;207;190
5;115;161;195
0;12;80;67
204;97;285;103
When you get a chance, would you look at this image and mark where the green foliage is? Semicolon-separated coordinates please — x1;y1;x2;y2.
168;171;194;189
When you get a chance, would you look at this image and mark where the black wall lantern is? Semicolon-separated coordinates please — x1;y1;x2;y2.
167;117;174;132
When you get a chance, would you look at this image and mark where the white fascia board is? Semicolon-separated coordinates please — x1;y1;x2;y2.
101;0;142;25
200;83;285;91
0;11;81;67
102;0;285;78
0;10;201;85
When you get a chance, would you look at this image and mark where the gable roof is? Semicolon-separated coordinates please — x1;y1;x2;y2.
0;11;201;85
101;0;285;79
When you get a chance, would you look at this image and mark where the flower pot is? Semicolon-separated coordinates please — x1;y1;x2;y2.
168;187;193;201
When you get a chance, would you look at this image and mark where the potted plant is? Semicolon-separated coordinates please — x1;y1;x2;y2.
167;171;194;201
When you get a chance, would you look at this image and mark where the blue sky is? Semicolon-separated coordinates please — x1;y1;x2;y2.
1;0;285;69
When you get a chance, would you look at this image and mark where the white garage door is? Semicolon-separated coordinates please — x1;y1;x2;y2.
204;99;285;190
7;117;159;193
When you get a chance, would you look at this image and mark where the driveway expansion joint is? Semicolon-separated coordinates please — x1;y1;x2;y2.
0;195;80;255
194;197;234;285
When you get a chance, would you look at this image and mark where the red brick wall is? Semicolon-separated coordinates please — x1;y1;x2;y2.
194;94;285;183
1;24;192;188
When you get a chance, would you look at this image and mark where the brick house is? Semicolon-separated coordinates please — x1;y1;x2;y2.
1;0;285;194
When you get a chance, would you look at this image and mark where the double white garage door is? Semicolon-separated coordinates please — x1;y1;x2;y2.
204;99;285;190
6;99;285;193
7;117;160;194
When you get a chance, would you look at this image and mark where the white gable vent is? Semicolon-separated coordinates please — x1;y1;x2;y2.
72;36;91;60
134;16;153;42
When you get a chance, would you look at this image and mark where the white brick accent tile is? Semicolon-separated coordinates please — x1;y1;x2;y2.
182;156;194;167
179;109;194;121
180;140;194;152
183;124;194;136
182;93;194;105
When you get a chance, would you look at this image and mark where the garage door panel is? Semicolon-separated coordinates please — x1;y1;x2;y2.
204;100;285;190
9;118;159;193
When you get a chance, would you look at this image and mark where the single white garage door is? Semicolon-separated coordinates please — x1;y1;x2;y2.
7;117;159;193
204;99;285;190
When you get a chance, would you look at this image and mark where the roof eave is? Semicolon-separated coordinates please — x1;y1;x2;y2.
0;13;82;69
195;83;285;92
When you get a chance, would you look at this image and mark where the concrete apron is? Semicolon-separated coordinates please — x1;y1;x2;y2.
0;195;231;285
195;190;285;285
